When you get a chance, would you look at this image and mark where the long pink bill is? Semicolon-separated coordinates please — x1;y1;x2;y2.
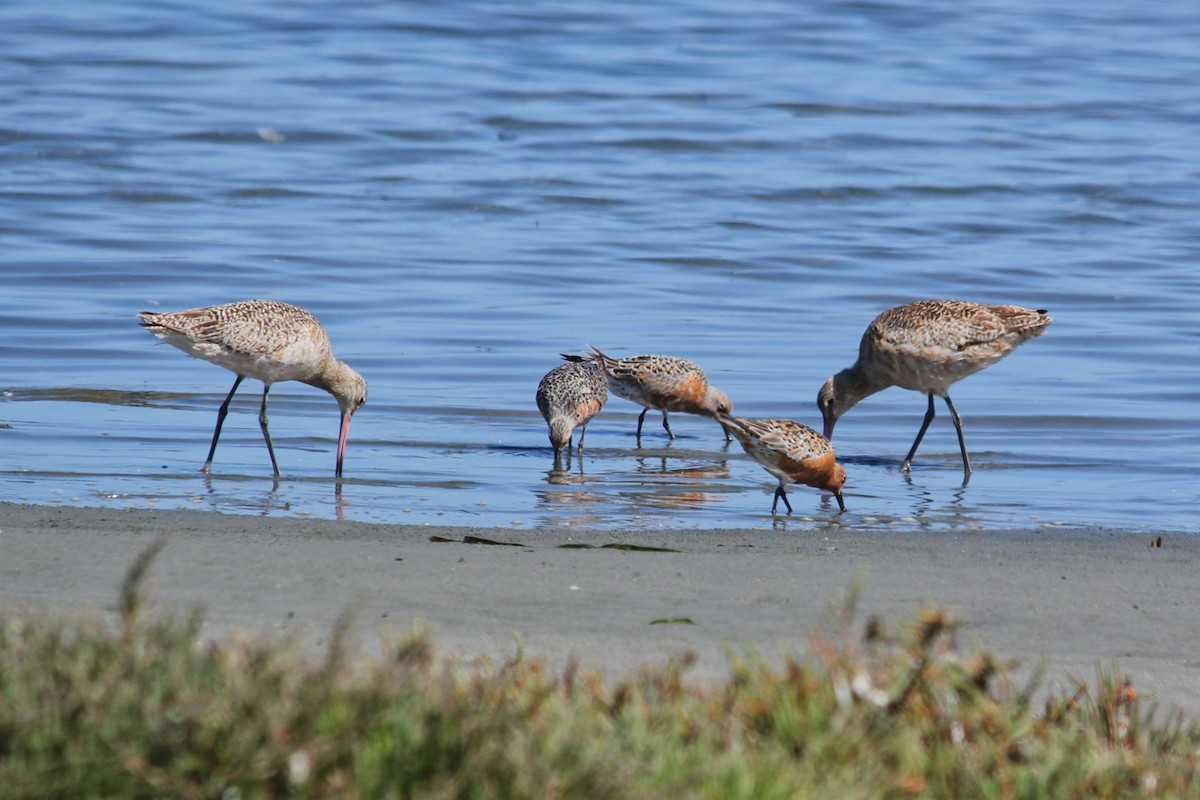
335;413;353;478
823;419;836;441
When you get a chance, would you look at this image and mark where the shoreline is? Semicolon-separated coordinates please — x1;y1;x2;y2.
3;501;1198;715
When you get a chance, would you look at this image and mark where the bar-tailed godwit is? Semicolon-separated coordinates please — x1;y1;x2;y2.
719;413;846;514
583;346;732;440
139;299;367;477
818;299;1051;474
536;356;608;459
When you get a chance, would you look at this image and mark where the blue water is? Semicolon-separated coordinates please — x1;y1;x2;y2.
2;0;1199;532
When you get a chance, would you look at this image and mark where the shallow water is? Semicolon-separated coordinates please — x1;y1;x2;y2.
2;0;1199;532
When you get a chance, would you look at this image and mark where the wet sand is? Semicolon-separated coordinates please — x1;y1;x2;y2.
2;501;1197;715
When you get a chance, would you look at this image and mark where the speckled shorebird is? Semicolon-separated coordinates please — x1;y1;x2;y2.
583;346;732;441
536;356;608;459
719;413;846;514
138;299;368;477
817;299;1052;474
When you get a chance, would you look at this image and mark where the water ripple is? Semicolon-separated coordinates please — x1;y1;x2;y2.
1;0;1198;532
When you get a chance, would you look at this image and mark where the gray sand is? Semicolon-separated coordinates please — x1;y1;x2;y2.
2;501;1197;715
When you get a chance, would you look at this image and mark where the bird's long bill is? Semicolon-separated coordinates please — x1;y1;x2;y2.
834;491;846;512
335;413;353;478
822;418;836;441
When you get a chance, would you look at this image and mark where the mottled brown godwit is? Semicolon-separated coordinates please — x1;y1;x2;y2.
719;412;847;514
817;299;1051;474
536;356;608;459
583;346;732;441
139;299;367;477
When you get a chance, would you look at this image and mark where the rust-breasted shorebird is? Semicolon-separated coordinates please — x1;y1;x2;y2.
536;356;608;459
139;299;367;477
818;299;1051;474
719;413;846;514
583;346;732;441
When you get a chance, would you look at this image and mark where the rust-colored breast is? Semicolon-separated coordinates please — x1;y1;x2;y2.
575;397;605;424
775;448;840;492
662;373;709;412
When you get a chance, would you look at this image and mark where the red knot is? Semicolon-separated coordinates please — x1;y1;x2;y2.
536;356;608;459
583;346;732;441
719;413;847;514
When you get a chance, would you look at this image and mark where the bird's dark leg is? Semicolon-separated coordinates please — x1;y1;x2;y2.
577;424;587;450
661;411;674;440
944;395;971;475
771;484;793;515
202;375;244;473
902;393;937;472
636;408;648;440
258;384;281;477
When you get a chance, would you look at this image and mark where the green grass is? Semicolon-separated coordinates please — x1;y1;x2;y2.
2;540;1199;799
